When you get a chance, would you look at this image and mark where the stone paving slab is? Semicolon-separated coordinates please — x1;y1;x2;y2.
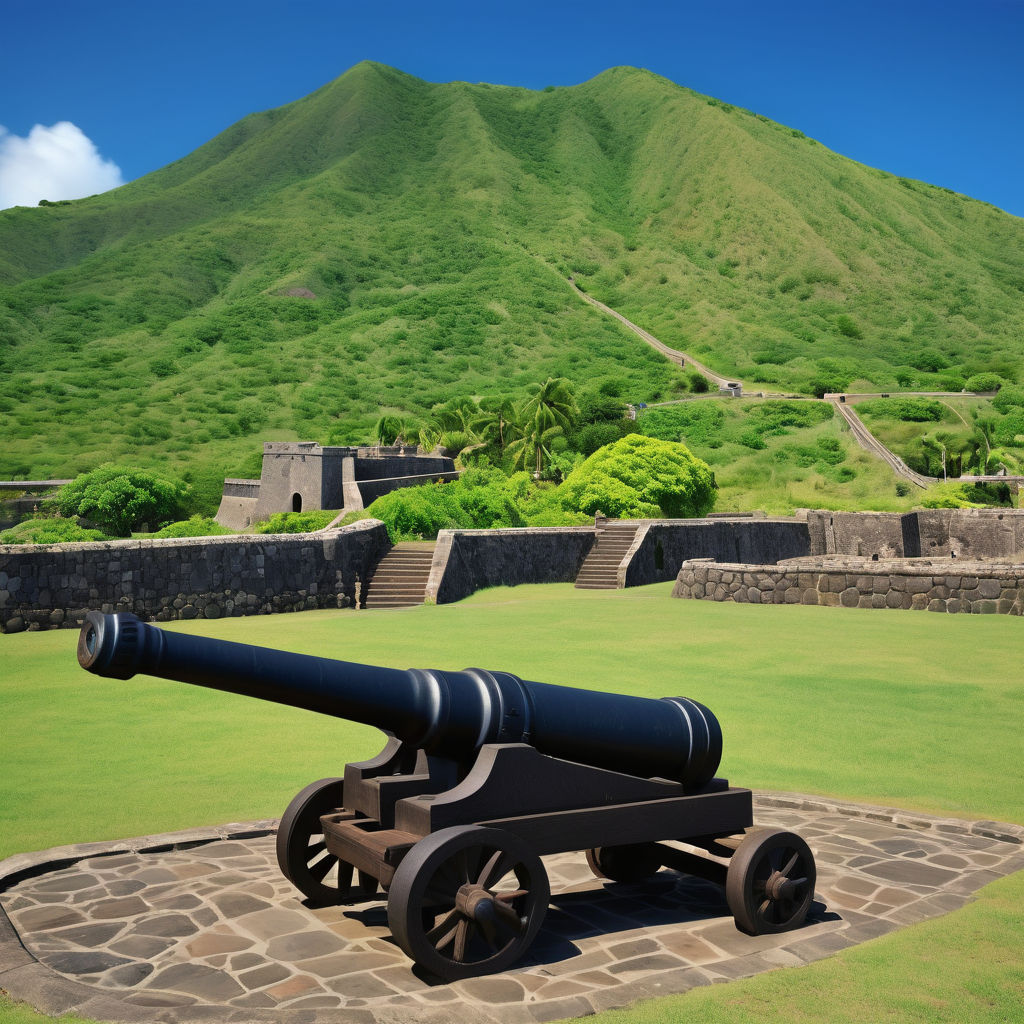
1;795;1022;1024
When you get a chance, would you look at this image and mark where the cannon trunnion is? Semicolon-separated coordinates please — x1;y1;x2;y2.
79;612;817;981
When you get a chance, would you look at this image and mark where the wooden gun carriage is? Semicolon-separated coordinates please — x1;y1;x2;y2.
78;611;816;981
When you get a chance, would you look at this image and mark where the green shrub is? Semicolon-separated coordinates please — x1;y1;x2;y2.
254;510;339;533
688;372;710;393
638;402;725;445
917;483;986;509
991;385;1024;414
746;400;833;434
964;372;1006;393
834;315;863;339
738;429;766;450
0;518;111;545
153;515;232;538
909;349;948;372
558;435;715;519
55;465;189;536
858;398;943;422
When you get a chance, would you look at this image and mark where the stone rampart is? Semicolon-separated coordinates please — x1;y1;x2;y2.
0;520;389;633
426;528;596;604
673;556;1024;615
804;508;1024;560
623;517;811;587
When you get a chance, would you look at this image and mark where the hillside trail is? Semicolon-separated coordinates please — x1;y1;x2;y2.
566;276;733;389
560;267;1021;493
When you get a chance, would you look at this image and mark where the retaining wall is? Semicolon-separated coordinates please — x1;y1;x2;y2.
0;520;389;633
804;508;1024;560
623;518;811;588
673;556;1024;615
426;528;596;605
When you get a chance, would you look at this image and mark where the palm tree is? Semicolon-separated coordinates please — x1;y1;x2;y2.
374;414;406;446
516;378;579;477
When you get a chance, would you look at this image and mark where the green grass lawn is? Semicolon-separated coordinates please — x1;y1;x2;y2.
2;584;1022;1022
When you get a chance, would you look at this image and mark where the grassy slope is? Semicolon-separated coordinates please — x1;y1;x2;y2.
0;64;1022;497
1;586;1022;1024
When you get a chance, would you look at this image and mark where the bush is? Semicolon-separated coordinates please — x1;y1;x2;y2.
858;398;943;422
688;372;710;393
254;510;339;533
55;465;189;536
0;518;111;545
964;373;1006;393
917;483;986;509
638;402;725;445
991;385;1024;414
153;515;232;538
361;468;527;540
558;435;716;519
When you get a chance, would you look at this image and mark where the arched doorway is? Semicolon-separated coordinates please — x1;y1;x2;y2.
292;493;302;512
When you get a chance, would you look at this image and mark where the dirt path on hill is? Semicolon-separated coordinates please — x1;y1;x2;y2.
567;277;734;389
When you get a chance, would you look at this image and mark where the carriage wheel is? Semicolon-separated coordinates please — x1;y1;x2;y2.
585;843;663;883
276;778;378;905
388;826;549;980
725;829;815;935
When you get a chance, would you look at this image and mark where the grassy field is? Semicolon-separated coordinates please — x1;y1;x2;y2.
1;584;1022;1023
1;63;1022;492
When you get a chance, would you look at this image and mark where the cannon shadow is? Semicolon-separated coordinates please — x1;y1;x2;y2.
341;870;839;982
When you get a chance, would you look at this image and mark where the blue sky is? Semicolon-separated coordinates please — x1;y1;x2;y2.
1;0;1022;215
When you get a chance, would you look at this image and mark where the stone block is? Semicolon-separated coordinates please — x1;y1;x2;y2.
873;576;889;594
907;576;931;594
927;599;947;612
889;575;906;592
945;576;962;589
747;587;762;602
840;588;859;607
800;589;818;605
977;578;1000;599
910;593;929;610
974;600;998;614
946;598;963;613
885;590;903;609
785;589;801;603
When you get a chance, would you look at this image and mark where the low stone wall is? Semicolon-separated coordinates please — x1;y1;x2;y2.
805;508;1024;560
0;520;390;633
624;517;811;587
673;556;1024;614
427;527;596;604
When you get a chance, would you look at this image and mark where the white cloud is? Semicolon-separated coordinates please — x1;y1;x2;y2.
0;121;124;209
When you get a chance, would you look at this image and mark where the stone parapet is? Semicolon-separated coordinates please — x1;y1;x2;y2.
427;527;596;604
673;555;1024;614
0;520;390;633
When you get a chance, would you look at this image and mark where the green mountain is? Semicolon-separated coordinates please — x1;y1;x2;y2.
1;62;1022;493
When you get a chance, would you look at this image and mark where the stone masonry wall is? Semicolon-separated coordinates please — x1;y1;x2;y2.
427;528;596;605
624;517;812;587
0;520;390;633
673;556;1024;614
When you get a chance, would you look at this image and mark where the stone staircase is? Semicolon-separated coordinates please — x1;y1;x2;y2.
574;523;639;590
362;543;435;608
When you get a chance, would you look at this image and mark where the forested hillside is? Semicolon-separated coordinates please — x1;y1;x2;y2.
1;62;1021;488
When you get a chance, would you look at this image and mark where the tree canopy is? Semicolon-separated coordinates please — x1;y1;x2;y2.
55;465;189;536
558;435;716;519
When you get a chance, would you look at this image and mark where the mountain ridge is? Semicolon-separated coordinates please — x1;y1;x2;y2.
0;62;1021;485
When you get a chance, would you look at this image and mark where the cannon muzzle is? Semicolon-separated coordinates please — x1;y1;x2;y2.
78;612;722;789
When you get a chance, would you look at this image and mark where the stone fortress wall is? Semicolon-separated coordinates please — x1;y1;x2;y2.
0;520;389;634
3;508;1023;632
215;442;457;530
673;508;1024;615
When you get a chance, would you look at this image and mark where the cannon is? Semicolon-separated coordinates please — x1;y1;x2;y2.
78;612;817;980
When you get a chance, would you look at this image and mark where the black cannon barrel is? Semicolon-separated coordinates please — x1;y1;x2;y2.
78;612;722;789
